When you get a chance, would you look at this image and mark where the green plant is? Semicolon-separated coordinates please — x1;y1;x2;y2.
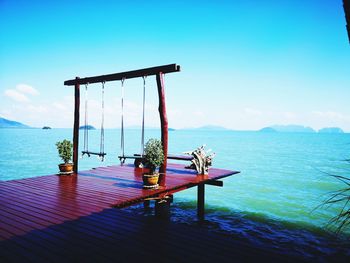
315;159;350;236
321;173;350;235
144;138;164;174
56;139;73;164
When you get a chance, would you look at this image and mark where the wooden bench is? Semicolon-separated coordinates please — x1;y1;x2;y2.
118;154;193;166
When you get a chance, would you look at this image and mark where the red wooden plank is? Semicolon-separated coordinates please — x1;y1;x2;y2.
0;163;239;241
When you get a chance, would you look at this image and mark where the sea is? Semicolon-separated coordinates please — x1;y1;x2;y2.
0;128;349;260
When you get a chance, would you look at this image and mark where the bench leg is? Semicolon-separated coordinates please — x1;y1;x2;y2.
197;183;205;221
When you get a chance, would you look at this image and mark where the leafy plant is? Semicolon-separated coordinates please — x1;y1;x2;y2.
315;160;350;236
56;139;73;164
144;138;164;174
322;175;350;235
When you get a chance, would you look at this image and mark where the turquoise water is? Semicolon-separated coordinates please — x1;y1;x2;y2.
0;128;349;259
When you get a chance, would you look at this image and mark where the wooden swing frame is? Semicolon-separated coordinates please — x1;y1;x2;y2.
64;64;180;185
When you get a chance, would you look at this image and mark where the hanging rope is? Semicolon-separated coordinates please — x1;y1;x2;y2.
100;82;105;161
83;83;89;154
141;76;147;156
120;78;125;158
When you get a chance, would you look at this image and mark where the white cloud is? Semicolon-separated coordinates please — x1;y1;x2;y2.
4;83;39;103
283;111;297;119
16;84;39;95
4;89;30;102
53;102;67;111
194;110;204;117
244;107;262;116
26;104;48;113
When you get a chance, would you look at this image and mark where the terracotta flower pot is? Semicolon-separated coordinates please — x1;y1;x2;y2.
58;163;73;173
142;173;159;187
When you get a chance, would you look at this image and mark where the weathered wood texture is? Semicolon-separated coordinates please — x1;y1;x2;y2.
0;163;239;241
73;78;80;173
64;64;180;86
156;72;168;184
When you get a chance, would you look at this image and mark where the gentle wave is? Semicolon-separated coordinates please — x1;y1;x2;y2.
1;128;349;258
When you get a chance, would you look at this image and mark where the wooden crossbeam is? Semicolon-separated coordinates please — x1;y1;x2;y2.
205;180;223;187
64;64;180;86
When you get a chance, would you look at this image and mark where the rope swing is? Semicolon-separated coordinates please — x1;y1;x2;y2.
83;83;89;154
141;76;146;156
118;76;147;165
82;82;106;161
99;82;105;161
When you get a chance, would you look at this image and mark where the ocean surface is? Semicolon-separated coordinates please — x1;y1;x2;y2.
0;128;349;260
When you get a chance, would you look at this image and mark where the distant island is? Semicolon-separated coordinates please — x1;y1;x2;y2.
79;125;96;130
259;127;277;133
0;117;31;129
259;125;345;134
259;125;315;133
318;127;344;134
0;117;347;134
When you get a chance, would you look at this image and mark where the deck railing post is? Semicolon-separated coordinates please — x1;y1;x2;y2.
197;183;205;220
73;77;80;174
156;72;168;186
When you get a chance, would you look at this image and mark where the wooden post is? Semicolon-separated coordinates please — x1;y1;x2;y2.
156;73;168;186
197;183;205;221
155;198;171;219
344;0;350;43
73;77;80;174
143;200;150;208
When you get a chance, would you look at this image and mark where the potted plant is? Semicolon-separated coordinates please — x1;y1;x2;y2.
56;139;73;174
143;138;164;188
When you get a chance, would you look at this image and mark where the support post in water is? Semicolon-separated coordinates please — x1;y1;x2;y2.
197;183;205;220
156;72;168;186
73;77;80;174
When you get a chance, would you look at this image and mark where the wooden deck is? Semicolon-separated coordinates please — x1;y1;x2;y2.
0;208;306;263
0;163;319;262
0;163;238;241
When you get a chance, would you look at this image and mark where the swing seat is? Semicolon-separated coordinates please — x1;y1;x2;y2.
118;154;143;165
82;151;107;157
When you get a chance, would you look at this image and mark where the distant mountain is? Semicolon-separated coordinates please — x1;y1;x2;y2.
268;125;316;133
318;127;344;134
259;127;277;133
42;126;51;129
79;125;96;130
0;117;31;128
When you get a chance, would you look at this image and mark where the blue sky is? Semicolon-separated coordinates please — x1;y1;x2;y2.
1;0;349;130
